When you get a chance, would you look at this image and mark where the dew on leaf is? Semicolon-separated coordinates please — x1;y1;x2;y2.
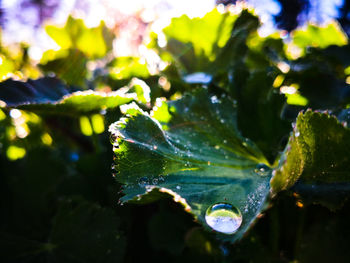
152;178;159;185
254;163;271;176
138;177;149;187
205;203;243;234
210;95;219;104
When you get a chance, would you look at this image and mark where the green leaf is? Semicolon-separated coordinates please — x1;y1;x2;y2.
284;45;350;109
110;89;272;242
292;21;348;56
214;9;260;73
234;71;290;163
161;8;237;73
46;16;114;59
48;199;125;262
0;77;134;115
210;11;289;162
108;57;150;80
39;49;88;87
271;110;350;207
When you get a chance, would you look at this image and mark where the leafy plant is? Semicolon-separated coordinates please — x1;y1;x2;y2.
1;5;350;262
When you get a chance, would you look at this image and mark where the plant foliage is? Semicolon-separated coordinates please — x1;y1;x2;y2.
1;5;350;262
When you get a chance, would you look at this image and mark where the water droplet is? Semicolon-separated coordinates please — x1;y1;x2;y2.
152;178;159;185
295;131;300;137
214;145;220;150
138;177;149;187
211;95;219;104
158;175;165;182
153;145;158;150
176;185;181;190
254;163;271;176
205;203;242;234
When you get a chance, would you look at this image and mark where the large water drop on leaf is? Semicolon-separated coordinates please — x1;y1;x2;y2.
110;89;272;242
205;203;242;234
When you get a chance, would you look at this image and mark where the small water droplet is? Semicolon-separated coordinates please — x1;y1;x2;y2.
152;178;159;185
138;177;149;187
205;203;242;234
153;145;158;150
295;131;300;137
214;145;220;150
254;163;271;176
176;185;181;190
211;95;219;104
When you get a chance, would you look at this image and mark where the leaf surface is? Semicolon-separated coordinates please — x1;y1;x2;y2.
0;77;134;115
271;110;350;208
110;89;272;242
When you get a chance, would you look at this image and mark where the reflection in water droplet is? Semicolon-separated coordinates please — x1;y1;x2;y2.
205;203;242;234
152;178;159;185
254;163;271;176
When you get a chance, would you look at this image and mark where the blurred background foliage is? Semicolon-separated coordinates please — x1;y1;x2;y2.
1;0;350;262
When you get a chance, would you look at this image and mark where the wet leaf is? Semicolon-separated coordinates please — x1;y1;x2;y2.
110;89;272;242
271;110;350;208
